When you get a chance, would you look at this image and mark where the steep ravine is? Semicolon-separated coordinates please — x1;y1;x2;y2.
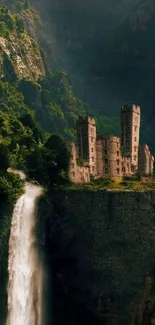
39;190;155;325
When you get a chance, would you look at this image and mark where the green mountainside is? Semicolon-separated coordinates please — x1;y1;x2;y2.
0;4;121;196
0;2;155;324
0;0;153;191
0;0;153;149
0;7;45;80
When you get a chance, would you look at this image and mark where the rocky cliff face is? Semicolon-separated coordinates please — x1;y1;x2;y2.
0;7;45;81
42;190;155;325
0;32;45;80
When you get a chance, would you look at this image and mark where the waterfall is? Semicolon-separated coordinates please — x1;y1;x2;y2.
6;170;43;325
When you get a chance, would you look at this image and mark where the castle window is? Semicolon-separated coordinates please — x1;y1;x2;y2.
104;140;108;148
134;146;137;152
92;156;94;162
72;172;75;177
105;158;108;165
91;147;94;153
105;167;109;175
117;151;119;156
117;142;119;148
91;137;93;143
134;155;137;161
134;137;137;142
117;168;120;175
92;166;95;172
122;166;126;172
72;163;74;168
135;126;137;132
104;149;108;155
117;159;119;165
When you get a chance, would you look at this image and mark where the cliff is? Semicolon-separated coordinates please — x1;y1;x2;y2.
0;32;45;80
41;189;155;325
0;7;45;81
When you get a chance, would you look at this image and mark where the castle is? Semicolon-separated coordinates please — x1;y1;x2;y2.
67;105;154;183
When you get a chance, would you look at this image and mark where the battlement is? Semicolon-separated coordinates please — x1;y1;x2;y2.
77;116;96;126
121;104;140;114
102;135;120;142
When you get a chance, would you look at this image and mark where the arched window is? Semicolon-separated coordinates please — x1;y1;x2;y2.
104;149;108;155
117;168;120;175
105;167;109;175
104;140;108;148
105;158;108;165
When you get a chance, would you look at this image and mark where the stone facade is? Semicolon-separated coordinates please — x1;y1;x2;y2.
121;104;140;171
76;116;96;176
67;142;90;183
67;105;154;183
138;144;154;175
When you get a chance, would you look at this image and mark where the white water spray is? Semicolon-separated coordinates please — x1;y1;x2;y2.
6;170;43;325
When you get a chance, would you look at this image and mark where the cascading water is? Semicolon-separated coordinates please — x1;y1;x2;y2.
6;169;43;325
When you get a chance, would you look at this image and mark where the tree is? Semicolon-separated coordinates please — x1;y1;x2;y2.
45;134;70;171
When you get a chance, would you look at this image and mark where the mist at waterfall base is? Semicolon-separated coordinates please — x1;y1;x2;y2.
6;169;50;325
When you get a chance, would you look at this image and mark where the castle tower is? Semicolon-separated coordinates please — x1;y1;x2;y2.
121;104;140;170
76;116;96;176
102;136;123;178
138;144;150;175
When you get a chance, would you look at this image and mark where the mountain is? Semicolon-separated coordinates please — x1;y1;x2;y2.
0;0;154;148
1;1;155;117
0;7;45;81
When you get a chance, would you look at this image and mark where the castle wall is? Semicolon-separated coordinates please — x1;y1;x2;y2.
122;157;132;177
96;139;104;176
149;155;154;175
76;116;96;176
121;105;140;170
67;142;90;183
102;136;123;178
138;144;151;175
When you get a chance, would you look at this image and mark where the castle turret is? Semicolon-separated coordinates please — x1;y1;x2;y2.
121;104;140;171
76;116;96;176
138;144;151;175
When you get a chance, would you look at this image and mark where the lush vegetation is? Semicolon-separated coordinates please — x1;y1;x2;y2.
0;6;25;37
62;176;155;191
0;78;72;191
